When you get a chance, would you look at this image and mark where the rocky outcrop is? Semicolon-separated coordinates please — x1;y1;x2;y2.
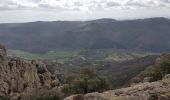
43;60;65;84
64;74;170;100
0;44;59;99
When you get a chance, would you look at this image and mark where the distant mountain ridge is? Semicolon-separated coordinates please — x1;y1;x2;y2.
0;17;170;53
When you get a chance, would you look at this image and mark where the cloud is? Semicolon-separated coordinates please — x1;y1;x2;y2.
0;0;38;10
106;1;121;7
160;0;170;3
0;0;170;11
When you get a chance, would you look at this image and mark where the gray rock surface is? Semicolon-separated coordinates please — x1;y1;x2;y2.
0;44;59;99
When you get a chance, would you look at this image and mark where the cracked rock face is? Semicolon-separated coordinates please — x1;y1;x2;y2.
0;44;59;99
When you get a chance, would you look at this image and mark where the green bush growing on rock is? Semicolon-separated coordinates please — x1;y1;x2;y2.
132;55;170;83
62;68;110;96
0;96;9;100
19;89;64;100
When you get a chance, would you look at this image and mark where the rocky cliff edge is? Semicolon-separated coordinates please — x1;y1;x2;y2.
0;44;59;99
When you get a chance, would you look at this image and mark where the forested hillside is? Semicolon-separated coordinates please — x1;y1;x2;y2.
0;18;170;53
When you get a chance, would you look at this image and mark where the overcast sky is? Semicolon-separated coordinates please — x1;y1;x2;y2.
0;0;170;23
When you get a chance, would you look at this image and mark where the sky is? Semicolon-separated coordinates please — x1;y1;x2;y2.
0;0;170;23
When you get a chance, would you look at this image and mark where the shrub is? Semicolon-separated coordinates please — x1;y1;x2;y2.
132;56;170;83
20;89;64;100
0;96;9;100
62;68;110;95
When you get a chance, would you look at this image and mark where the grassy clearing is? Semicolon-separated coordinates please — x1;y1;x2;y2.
7;49;155;63
7;49;79;60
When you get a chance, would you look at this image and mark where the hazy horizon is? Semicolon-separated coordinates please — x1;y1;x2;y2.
0;16;170;24
1;0;170;23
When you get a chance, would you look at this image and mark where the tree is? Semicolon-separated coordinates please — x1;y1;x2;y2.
62;68;110;95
